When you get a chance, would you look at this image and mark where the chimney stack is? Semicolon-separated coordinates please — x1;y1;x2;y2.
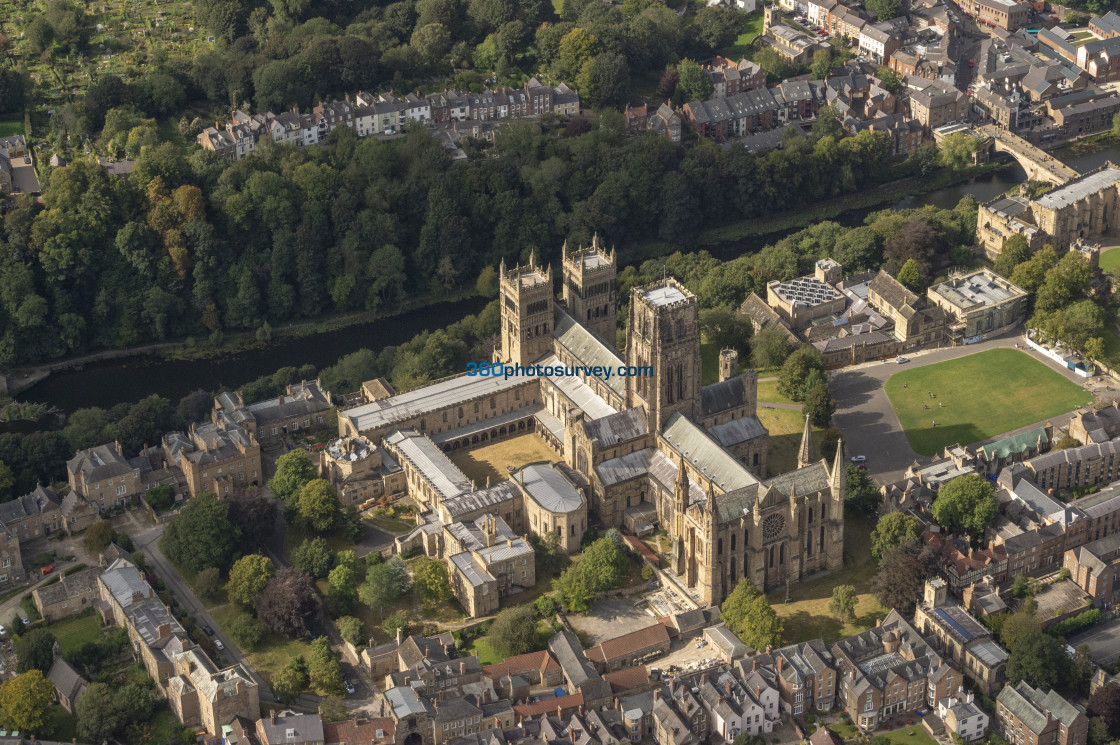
270;710;277;724
397;627;405;644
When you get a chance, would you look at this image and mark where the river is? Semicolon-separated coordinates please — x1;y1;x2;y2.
17;140;1120;416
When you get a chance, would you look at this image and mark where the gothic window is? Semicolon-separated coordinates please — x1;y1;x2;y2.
730;556;736;580
744;529;750;548
768;546;775;568
820;525;825;551
731;534;736;551
667;366;675;404
762;514;785;542
821;504;827;520
676;320;684;338
677;363;684;400
779;543;785;564
807;536;812;556
808;507;813;524
718;538;723;555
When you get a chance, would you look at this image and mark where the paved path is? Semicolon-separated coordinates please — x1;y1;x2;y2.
831;332;1115;485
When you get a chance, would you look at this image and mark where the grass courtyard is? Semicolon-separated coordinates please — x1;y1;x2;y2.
767;514;888;644
50;612;103;656
1100;247;1120;273
449;433;557;485
718;11;765;60
884;348;1091;457
757;407;827;476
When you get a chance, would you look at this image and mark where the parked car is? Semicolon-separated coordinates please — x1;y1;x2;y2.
202;625;214;636
0;625;6;636
344;679;356;695
896;356;909;364
19;617;29;626
851;455;867;462
214;639;225;651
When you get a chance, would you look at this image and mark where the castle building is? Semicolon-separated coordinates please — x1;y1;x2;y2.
339;243;845;610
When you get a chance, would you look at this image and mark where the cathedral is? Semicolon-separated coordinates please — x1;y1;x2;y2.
340;238;845;607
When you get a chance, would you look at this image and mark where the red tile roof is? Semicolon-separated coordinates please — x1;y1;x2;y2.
482;650;560;679
324;717;395;745
603;665;650;693
513;692;584;720
585;623;670;664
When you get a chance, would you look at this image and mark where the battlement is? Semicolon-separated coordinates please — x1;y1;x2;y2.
562;235;616;280
633;277;696;311
500;254;552;292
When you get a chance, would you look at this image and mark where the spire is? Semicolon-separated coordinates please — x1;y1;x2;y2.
500;257;506;276
831;436;845;491
675;453;689;506
561;240;568;262
798;414;814;469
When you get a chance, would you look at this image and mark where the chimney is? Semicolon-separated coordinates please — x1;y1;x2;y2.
460;661;467;674
777;656;784;673
484;689;492;704
726;681;733;696
158;622;171;639
397;627;405;644
751;658;758;672
425;646;431;658
270;710;277;724
654;689;662;701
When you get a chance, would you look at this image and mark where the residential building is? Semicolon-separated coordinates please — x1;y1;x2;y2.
0;485;61;542
257;711;325;745
912;579;1009;694
162;421;261;498
938;693;991;742
67;442;143;512
1064;532;1120;602
995;682;1088;745
33;566;101;621
909;80;969;130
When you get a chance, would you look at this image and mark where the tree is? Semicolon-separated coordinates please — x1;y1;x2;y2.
0;670;53;733
83;519;117;555
876;66;901;93
778;346;826;402
271;657;309;703
676;58;714;102
226;612;266;650
871;539;937;615
1000;600;1042;651
328;562;359;614
309;637;344;696
255;567;320;638
994;234;1031;278
1089;683;1120;738
577;53;630;108
293;537;333;579
414;557;452;603
1007;632;1069;690
160;492;240;573
268;450;317;510
700;307;753;358
360;557;411;618
145;483;176;512
489;605;544;658
938;133;980;172
195;567;222;600
15;628;57;673
752;326;792;369
383;610;413;637
870;513;923;563
931;474;998;544
846;464;881;517
803;383;836;428
297;479;340;531
811;49;834;80
658;66;679;98
721;579;783;650
829;584;857;623
693;5;741;50
340;505;364;544
227;494;278;550
337;616;365;646
896;258;925;291
226;554;275;608
411;23;451;64
865;0;901;18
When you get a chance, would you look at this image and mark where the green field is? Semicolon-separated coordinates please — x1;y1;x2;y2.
0;116;23;138
885;348;1091;456
1100;247;1120;273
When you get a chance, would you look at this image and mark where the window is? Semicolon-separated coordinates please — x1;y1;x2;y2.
117;486;126;496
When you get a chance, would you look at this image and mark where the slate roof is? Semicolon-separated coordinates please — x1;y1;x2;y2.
661;413;759;492
517;463;584;513
47;657;87;703
701;378;750;417
552;306;626;397
708;417;768;449
582;409;648;448
258;712;325;745
67;443;134;482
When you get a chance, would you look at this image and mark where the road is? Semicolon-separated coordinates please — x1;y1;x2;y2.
831;331;1115;485
1070;615;1120;665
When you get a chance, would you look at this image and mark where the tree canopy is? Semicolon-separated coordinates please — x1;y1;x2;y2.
160;492;240;573
721;579;783;650
0;670;54;734
226;554;275;608
870;513;923;564
930;474;998;544
489;605;545;658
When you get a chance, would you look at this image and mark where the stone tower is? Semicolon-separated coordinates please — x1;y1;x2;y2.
562;235;617;344
763;4;782;34
718;349;739;382
625;278;702;433
924;577;948;608
499;254;554;367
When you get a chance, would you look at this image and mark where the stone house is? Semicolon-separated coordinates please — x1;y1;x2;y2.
995;682;1088;745
162;421;262;498
256;711;325;745
47;656;88;714
0;485;62;543
213;380;333;447
0;524;24;588
67;442;143;513
1064;532;1120;602
33;566;101;621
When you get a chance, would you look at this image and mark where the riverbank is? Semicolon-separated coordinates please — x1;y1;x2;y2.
6;287;486;395
624;161;1008;263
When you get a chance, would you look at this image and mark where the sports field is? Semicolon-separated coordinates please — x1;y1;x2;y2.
884;348;1091;456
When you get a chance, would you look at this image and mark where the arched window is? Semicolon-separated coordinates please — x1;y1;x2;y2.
731;534;736;551
779;543;785;564
820;525;826;551
744;529;750;548
729;556;736;580
717;538;723;555
769;546;775;568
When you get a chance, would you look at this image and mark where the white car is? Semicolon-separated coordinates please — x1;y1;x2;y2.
19;617;29;626
850;455;867;463
214;639;225;651
895;357;909;364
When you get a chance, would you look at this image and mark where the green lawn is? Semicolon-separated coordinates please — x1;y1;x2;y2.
210;605;315;688
467;636;502;665
1100;248;1120;273
884;348;1091;456
767;514;888;643
50;612;103;656
757;407;826;476
875;724;939;745
719;11;764;59
757;379;798;406
0;116;23;137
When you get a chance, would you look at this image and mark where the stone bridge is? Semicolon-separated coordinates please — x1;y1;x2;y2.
979;124;1079;185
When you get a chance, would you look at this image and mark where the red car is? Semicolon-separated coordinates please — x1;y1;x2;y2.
41;565;53;575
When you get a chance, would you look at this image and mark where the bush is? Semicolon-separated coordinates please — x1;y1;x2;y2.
1049;608;1102;639
225;612;266;650
641;564;653;581
337;616;365;646
534;595;558;618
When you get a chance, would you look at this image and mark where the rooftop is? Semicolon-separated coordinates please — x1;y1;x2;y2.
1035;167;1120;210
644;286;688;306
771;276;843;307
517;463;584;514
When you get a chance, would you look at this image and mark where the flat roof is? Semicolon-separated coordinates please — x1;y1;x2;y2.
644;286;688;306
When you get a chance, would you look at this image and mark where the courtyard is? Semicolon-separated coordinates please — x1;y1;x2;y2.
884;348;1091;456
449;433;558;485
